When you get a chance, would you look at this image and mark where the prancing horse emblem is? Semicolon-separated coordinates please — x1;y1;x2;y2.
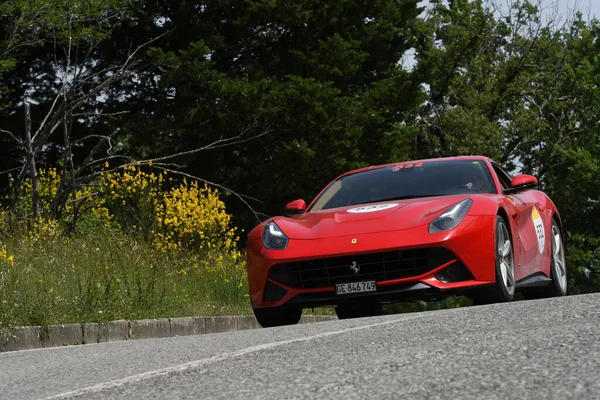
350;261;360;275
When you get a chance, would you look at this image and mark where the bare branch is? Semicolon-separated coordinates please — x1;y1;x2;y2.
154;166;263;223
31;86;65;143
0;128;23;146
85;155;130;168
74;129;121;178
118;30;171;74
72;111;130;118
78;65;123;85
0;166;23;176
133;123;272;165
31;31;171;150
71;134;116;146
65;191;99;206
73;158;264;223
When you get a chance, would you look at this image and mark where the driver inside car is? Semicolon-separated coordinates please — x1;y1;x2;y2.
461;168;489;193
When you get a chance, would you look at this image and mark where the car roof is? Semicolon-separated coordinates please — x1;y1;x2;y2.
339;156;494;178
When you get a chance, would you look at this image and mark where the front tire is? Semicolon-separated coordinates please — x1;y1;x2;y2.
474;215;515;304
253;306;302;328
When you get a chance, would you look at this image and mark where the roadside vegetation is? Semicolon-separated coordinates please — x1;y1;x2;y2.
0;168;251;329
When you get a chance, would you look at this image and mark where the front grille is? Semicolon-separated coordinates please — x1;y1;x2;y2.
269;248;455;289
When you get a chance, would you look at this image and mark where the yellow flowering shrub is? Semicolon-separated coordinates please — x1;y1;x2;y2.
28;217;60;242
6;165;240;265
98;165;160;235
98;166;240;257
0;209;6;236
153;180;239;254
73;184;116;229
17;168;61;215
8;169;62;242
12;168;113;242
0;246;14;267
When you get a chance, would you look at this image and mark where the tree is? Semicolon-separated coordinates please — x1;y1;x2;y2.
0;0;145;221
0;0;271;227
410;0;600;291
110;0;423;223
409;0;576;162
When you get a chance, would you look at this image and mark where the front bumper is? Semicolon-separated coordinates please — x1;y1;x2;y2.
247;215;496;308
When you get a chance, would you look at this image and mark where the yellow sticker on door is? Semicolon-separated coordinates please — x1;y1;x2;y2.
532;206;545;254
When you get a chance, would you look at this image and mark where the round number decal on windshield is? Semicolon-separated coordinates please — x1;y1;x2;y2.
347;204;399;213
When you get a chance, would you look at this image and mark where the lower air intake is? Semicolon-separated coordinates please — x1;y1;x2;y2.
435;261;474;283
269;247;455;289
263;280;287;302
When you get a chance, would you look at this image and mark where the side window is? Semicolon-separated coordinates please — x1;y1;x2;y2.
492;164;512;190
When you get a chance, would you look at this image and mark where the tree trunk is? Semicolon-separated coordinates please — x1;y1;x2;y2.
23;100;40;219
50;113;73;221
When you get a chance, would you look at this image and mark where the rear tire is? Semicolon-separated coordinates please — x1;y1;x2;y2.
523;219;567;299
253;306;302;328
335;300;382;319
473;215;515;304
546;219;568;296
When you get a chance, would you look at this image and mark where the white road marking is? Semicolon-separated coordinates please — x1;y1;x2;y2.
44;314;427;399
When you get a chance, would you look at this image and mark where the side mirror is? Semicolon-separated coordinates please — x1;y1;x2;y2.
285;199;306;217
509;174;538;189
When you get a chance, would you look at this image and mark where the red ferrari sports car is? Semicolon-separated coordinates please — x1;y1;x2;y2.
246;156;567;327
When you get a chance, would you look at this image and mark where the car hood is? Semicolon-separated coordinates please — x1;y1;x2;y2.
274;195;471;239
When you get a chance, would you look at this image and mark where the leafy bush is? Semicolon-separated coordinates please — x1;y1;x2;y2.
565;233;600;294
0;166;247;328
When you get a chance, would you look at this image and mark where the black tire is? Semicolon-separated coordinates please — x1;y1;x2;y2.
523;219;567;299
473;215;515;304
252;306;302;328
335;300;382;320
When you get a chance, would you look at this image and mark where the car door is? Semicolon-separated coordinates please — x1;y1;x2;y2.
491;164;540;280
509;185;549;276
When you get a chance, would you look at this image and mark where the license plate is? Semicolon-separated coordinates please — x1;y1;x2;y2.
335;281;376;295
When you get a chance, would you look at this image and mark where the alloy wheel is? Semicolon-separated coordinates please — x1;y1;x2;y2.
552;224;567;293
497;220;515;297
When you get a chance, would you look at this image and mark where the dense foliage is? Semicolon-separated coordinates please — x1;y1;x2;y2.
0;168;248;328
1;0;600;294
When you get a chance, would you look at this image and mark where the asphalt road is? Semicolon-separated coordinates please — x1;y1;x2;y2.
2;293;600;400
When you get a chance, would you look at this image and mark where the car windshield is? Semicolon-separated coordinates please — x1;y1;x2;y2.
309;160;496;211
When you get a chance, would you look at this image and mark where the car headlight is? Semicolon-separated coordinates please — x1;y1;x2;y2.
262;221;289;250
429;198;473;234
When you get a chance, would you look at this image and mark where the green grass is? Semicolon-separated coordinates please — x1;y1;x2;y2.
0;228;475;330
0;230;252;329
